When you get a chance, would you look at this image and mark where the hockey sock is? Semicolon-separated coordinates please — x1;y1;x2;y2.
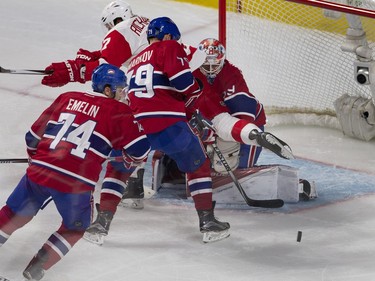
99;193;121;214
0;205;33;243
41;224;85;270
191;192;213;211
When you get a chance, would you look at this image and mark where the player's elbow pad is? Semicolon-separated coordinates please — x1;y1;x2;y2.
211;112;260;145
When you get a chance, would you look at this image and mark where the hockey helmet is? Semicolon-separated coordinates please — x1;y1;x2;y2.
91;64;126;95
198;38;226;79
147;17;181;41
101;0;134;31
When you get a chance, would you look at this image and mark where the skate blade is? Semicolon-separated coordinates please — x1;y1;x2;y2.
202;229;230;243
83;232;105;245
119;199;144;209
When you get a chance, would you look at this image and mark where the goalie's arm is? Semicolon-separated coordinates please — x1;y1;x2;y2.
211;112;260;145
211;112;294;160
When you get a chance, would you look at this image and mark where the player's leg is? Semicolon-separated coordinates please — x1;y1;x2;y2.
0;175;49;247
148;122;230;242
237;143;262;169
23;190;92;280
84;158;132;245
120;163;146;209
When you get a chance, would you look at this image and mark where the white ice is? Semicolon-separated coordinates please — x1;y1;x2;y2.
1;0;375;280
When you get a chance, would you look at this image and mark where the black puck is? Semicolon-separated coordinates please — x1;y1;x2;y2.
297;231;302;242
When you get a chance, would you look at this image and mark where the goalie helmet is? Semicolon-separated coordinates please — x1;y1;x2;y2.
92;64;126;95
101;0;134;32
198;38;226;79
147;17;181;41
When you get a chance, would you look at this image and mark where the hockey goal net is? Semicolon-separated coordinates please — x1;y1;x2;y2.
219;0;375;128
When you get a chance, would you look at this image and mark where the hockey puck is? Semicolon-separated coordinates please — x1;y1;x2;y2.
297;231;302;242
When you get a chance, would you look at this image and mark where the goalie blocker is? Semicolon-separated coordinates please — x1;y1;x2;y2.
151;150;317;205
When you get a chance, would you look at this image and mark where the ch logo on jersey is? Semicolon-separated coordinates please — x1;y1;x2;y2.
223;85;235;97
134;120;144;132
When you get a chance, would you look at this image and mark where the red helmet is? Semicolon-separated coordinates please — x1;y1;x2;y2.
198;38;226;79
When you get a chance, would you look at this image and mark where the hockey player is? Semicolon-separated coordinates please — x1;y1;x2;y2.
191;38;267;168
156;38;315;203
41;0;149;87
0;64;150;281
41;1;150;247
125;17;230;243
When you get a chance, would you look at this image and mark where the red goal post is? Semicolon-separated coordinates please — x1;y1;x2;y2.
218;0;375;129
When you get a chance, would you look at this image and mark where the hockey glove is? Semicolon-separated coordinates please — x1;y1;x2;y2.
75;48;101;63
249;130;294;160
122;149;146;170
184;78;203;107
42;60;86;87
189;111;215;143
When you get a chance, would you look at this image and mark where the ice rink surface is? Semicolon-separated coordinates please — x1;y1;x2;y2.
1;0;375;280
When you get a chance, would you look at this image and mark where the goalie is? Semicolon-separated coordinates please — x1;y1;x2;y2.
152;38;317;204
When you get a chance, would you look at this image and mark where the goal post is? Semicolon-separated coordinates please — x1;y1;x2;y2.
218;0;375;135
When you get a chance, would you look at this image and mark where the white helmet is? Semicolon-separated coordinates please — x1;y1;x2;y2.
198;38;226;80
101;0;134;31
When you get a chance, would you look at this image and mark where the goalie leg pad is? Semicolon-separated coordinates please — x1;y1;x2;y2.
334;93;375;141
212;165;301;203
211;138;240;173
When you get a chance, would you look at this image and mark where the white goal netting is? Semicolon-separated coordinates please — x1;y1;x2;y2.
224;0;375;127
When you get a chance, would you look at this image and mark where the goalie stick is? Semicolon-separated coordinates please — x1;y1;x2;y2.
193;111;284;208
0;66;52;75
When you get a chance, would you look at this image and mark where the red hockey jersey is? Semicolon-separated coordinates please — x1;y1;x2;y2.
26;91;149;193
191;60;266;128
126;40;201;134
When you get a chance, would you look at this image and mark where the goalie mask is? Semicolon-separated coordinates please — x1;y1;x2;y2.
101;0;134;32
198;38;226;80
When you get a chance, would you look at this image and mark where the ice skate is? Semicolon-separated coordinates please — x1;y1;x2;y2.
119;168;145;209
83;206;114;245
299;179;318;201
198;202;230;243
23;248;48;281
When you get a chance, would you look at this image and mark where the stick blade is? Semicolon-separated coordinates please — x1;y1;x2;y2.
247;198;284;208
0;66;11;73
0;66;50;75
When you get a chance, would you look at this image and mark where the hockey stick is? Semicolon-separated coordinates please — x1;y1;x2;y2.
0;66;52;75
0;156;124;164
192;111;284;208
0;158;29;164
